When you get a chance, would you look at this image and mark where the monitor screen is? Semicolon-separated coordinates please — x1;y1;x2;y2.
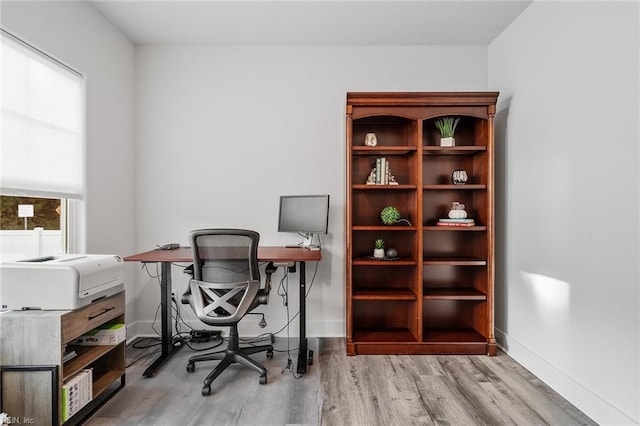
278;194;330;235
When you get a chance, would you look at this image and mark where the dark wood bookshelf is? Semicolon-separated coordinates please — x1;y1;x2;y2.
346;91;498;356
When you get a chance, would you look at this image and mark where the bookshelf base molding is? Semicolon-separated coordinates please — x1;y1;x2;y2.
347;341;497;356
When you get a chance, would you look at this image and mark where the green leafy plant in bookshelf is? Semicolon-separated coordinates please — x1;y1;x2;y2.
434;116;460;147
380;206;412;226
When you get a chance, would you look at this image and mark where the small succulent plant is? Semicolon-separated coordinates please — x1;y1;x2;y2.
374;239;385;249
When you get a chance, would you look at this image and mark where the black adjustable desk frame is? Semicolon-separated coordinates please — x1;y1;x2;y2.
296;260;309;374
146;260;179;378
125;247;319;377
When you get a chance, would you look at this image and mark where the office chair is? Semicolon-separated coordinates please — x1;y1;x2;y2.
181;229;275;396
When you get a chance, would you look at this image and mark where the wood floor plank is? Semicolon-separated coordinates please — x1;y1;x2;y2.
473;355;595;425
414;375;483;425
86;337;595;426
463;356;550;425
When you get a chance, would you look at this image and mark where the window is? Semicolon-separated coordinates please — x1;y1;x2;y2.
0;29;84;261
0;195;67;262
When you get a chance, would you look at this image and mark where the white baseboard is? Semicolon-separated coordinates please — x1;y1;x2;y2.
126;318;345;344
495;328;638;426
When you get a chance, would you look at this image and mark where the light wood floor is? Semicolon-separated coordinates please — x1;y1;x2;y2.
87;337;596;426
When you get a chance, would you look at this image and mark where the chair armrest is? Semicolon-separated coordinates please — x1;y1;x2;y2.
255;262;278;305
181;264;194;304
183;264;194;276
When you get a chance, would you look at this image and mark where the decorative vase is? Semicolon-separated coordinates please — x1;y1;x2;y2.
451;169;468;185
365;133;378;146
448;202;467;219
440;137;455;147
373;248;385;259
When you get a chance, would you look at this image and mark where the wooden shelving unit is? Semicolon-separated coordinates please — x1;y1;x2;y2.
0;292;126;424
346;91;498;356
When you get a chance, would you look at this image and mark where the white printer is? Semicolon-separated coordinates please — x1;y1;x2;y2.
0;254;124;311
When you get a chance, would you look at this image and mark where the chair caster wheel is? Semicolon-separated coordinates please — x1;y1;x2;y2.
259;374;267;385
186;362;195;373
202;385;211;396
266;349;273;359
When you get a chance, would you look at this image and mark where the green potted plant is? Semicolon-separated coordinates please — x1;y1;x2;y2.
380;206;412;226
373;238;385;259
434;116;460;147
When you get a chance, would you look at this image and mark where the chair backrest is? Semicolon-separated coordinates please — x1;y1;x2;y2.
187;229;261;325
190;229;260;283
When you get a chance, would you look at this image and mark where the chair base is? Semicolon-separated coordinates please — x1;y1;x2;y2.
186;326;273;396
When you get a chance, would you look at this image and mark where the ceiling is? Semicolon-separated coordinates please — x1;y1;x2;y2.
88;0;533;46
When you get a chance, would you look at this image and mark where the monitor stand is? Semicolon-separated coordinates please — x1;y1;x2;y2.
301;233;320;250
301;233;313;248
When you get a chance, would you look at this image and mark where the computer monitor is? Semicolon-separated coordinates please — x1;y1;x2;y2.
278;194;329;249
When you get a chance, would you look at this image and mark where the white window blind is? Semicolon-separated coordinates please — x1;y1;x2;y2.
1;30;84;199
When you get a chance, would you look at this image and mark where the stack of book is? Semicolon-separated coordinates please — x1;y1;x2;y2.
437;218;475;227
366;157;399;185
375;157;390;185
62;369;93;421
74;323;125;346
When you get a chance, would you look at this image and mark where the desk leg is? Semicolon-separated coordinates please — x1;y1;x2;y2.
143;261;181;377
296;261;309;374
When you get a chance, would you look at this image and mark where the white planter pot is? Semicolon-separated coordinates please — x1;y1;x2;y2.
373;248;385;259
440;137;455;147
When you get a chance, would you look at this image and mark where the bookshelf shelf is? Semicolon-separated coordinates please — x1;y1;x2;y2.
352;146;417;155
423;184;486;190
352;328;418;343
423;257;488;266
353;288;417;300
423;287;487;300
353;184;417;190
352;258;417;266
352;225;416;231
423;146;487;155
424;225;487;231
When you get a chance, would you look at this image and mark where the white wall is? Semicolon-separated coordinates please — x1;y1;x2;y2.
134;45;488;337
1;2;138;322
489;2;639;425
